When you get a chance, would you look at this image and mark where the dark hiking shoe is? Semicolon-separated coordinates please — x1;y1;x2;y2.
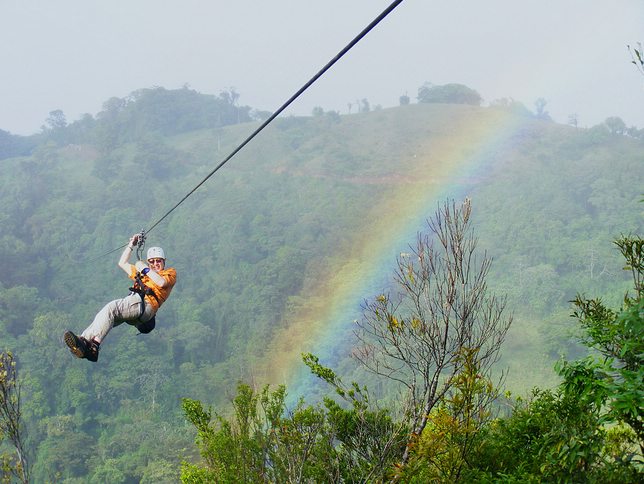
64;330;100;362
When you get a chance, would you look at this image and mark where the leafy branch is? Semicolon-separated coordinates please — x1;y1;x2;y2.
0;351;29;483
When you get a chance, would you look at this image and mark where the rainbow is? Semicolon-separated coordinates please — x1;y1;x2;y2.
257;106;527;401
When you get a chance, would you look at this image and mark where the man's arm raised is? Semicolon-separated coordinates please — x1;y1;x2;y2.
117;234;139;275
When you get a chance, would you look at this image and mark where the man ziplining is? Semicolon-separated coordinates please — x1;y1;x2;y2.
64;233;177;362
60;0;402;363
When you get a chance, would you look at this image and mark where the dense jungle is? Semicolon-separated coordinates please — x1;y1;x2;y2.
0;85;642;482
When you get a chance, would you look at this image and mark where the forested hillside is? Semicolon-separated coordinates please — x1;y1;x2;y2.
0;87;641;481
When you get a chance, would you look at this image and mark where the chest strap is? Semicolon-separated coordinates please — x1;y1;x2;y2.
129;272;159;318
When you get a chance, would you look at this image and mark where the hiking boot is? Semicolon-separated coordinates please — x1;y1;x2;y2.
64;330;100;362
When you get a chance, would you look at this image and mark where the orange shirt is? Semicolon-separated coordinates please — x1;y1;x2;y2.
129;266;177;312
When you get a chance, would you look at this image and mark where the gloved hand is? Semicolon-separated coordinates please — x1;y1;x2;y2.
129;232;145;248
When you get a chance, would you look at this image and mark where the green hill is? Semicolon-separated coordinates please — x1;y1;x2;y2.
0;88;641;481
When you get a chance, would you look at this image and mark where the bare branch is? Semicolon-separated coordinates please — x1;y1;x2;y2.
353;199;512;466
628;43;644;77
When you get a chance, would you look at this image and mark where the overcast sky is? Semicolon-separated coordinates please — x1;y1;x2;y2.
2;0;643;136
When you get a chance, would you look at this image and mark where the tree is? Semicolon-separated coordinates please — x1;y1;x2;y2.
417;83;482;105
0;130;36;160
41;110;70;145
534;97;552;121
469;387;612;481
131;133;189;180
181;383;333;483
567;113;579;128
0;352;29;483
251;109;272;122
220;87;248;124
44;110;67;131
399;93;410;106
220;87;240;108
604;116;627;135
325;110;341;123
566;234;643;453
394;348;501;482
489;97;532;116
181;377;406;482
353;199;512;464
303;354;408;481
466;234;643;482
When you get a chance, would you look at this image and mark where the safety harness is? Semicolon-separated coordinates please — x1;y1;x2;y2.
129;231;158;333
130;272;158;310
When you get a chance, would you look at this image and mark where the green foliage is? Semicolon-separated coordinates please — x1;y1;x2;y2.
566;234;644;453
0;87;641;480
468;389;599;481
182;384;300;483
604;116;627;135
182;373;406;483
465;234;644;482
0;129;37;160
0;352;28;483
489;97;532;117
417;82;482;105
467;386;641;482
304;353;407;480
302;353;341;391
32;430;95;482
398;348;500;482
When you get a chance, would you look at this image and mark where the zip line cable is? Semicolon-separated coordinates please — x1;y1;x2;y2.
146;0;403;234
96;0;404;258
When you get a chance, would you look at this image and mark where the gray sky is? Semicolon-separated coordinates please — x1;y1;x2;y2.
2;0;643;136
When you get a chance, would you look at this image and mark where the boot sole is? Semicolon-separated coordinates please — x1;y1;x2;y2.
64;331;85;359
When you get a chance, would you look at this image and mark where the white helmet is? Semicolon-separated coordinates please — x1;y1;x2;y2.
147;246;165;260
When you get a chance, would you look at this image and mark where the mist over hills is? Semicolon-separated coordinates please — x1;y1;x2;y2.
0;87;641;480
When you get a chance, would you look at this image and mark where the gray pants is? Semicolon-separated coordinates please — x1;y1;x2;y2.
81;293;156;342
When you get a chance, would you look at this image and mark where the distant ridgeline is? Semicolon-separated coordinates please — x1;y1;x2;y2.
0;86;641;481
3;84;642;160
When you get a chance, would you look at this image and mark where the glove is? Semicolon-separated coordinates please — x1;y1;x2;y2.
128;234;139;249
129;232;145;248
